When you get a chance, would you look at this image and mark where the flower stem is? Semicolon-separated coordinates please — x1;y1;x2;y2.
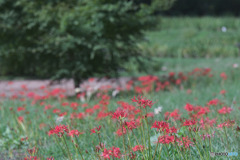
62;135;73;160
120;120;127;160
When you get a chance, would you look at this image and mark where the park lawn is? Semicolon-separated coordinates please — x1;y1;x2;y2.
0;58;240;159
139;17;240;58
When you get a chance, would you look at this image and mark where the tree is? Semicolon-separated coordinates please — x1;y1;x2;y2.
0;0;174;87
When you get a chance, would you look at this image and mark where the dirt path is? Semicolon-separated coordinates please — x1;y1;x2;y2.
0;77;132;97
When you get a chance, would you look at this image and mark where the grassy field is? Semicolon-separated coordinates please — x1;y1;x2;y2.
0;58;239;159
139;17;240;58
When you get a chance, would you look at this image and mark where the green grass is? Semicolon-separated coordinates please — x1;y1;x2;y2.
139;17;240;58
1;58;240;159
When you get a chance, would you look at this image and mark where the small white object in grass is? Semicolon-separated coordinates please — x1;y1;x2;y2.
112;90;119;97
80;96;85;102
233;63;239;68
221;26;227;32
75;88;81;93
154;106;162;115
161;66;167;71
56;116;64;124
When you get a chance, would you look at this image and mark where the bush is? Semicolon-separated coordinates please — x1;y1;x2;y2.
0;0;174;86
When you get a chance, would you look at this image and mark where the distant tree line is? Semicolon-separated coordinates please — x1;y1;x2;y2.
162;0;240;16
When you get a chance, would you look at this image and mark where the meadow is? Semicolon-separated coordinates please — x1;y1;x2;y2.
139;17;240;58
0;58;239;160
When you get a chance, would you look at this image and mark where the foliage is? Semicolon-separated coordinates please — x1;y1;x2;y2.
0;0;173;85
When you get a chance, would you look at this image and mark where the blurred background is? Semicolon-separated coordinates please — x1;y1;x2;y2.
0;0;239;89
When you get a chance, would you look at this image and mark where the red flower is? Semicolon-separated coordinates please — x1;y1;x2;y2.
220;72;227;80
220;90;226;95
68;130;84;137
176;136;193;149
18;116;24;123
182;119;197;126
217;120;235;128
151;121;170;132
48;124;69;137
90;126;102;135
124;121;137;130
184;103;194;112
132;145;144;152
131;96;154;108
158;135;175;144
46;157;54;160
165;109;181;120
101;147;121;159
24;156;39;160
111;109;127;119
116;126;127;136
17;107;25;112
218;106;232;114
207;99;219;106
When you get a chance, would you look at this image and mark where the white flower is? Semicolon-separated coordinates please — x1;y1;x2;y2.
112;90;119;97
75;88;81;93
154;106;162;115
56;116;64;124
221;26;227;32
233;63;239;68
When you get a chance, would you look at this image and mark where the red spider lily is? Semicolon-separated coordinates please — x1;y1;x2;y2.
117;101;136;111
59;112;67;117
61;102;69;106
132;145;144;152
220;72;227;80
217;120;235;128
101;146;121;159
90;126;102;135
175;79;181;85
24;156;39;160
158;135;175;144
124;121;137;130
218;106;232;114
116;126;127;136
95;143;106;152
176;136;193;149
220;90;226;95
68;130;84;137
93;104;101;110
199;117;217;129
200;131;215;140
46;157;54;160
17;107;25;112
166;126;178;134
70;102;78;108
207;99;219;106
151;121;169;132
165;109;181;120
111;108;127;119
182;119;197;126
48;124;69;137
44;105;53;111
131;96;154;108
169;72;175;77
184;103;194;112
18;116;24;123
96;112;109;120
53;109;61;113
